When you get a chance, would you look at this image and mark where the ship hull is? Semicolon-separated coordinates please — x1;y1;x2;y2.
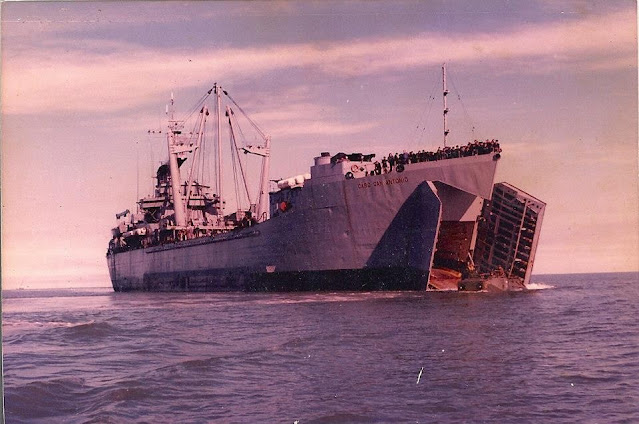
111;267;429;292
107;155;499;292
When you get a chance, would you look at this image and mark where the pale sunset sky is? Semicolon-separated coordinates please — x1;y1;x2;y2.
1;1;637;289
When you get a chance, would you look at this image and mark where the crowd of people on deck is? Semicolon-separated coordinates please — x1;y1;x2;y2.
368;139;501;175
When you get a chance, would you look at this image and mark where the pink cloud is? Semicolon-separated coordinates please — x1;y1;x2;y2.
2;7;635;116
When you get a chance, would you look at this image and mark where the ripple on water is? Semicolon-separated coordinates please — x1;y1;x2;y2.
3;274;639;423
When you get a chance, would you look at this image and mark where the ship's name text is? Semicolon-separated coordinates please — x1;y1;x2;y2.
357;177;408;189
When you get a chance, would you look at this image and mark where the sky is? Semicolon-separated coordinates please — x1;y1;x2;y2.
1;1;637;289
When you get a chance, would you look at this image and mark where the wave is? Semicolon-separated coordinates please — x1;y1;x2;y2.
250;291;406;306
5;376;154;422
3;319;119;346
525;282;555;290
306;412;387;423
4;319;90;329
3;319;110;330
103;382;153;402
57;320;118;340
4;377;89;419
178;356;223;370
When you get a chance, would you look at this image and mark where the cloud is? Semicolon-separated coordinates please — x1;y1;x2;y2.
2;7;635;118
271;120;378;138
314;8;636;76
245;102;378;137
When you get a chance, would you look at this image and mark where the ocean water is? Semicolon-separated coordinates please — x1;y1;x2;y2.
2;272;638;423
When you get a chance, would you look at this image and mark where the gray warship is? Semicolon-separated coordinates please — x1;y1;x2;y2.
107;69;545;292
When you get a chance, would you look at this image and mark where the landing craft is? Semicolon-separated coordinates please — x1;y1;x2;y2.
107;67;545;292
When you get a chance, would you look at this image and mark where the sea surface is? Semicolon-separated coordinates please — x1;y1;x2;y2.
2;272;638;423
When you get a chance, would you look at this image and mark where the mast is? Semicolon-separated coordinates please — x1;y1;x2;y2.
215;83;224;216
226;106;253;208
167;92;187;227
185;106;209;223
256;135;271;221
225;88;271;221
442;63;449;147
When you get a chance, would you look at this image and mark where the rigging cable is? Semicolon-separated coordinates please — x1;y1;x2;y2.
201;121;208;187
182;87;215;123
136;140;140;208
223;90;267;141
410;75;440;147
229;127;242;210
213;97;220;196
147;132;155;194
448;69;480;141
228;109;253;207
184;112;204;222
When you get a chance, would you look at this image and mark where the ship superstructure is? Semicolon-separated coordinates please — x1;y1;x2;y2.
107;68;544;292
109;84;270;254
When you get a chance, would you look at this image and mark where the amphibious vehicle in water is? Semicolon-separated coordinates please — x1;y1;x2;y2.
107;68;545;292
